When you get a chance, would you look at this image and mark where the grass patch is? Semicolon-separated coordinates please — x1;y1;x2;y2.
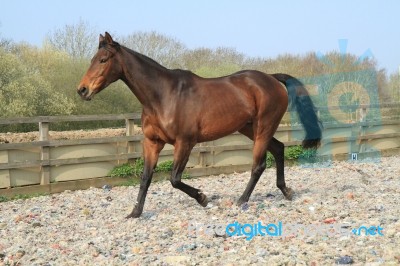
111;146;318;180
0;193;50;203
116;178;141;187
109;159;192;184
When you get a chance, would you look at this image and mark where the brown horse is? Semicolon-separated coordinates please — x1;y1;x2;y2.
78;32;321;218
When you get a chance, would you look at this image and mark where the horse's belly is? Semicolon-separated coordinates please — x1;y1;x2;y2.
198;117;249;142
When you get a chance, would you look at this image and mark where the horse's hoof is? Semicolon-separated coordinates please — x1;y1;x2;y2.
236;197;247;207
284;187;294;201
126;213;140;219
197;193;208;207
125;209;142;219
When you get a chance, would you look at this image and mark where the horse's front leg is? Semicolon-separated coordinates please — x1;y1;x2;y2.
126;138;165;218
170;140;208;207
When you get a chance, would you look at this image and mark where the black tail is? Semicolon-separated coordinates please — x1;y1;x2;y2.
272;73;322;149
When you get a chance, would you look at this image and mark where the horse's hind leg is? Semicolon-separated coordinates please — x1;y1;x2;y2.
239;125;294;201
268;137;294;200
170;140;208;207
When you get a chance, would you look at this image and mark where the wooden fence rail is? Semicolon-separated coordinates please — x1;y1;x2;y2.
1;103;399;194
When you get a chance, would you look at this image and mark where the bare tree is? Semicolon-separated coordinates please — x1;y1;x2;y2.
119;31;187;68
0;24;13;51
182;46;245;70
45;19;97;59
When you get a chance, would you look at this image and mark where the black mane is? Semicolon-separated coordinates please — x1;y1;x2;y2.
121;45;168;71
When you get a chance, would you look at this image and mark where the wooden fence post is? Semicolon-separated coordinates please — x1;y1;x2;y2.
0;150;11;188
358;107;367;153
199;142;207;167
351;107;367;157
39;122;50;185
350;123;359;155
126;118;136;163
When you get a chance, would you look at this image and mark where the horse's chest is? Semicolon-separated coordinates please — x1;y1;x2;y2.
142;115;176;143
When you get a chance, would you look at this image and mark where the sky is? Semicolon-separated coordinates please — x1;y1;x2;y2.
1;0;399;74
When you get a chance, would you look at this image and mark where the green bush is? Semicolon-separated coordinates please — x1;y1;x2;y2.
109;163;136;178
265;145;318;168
109;159;193;180
109;159;144;178
284;145;304;160
132;158;145;177
154;161;192;179
298;148;318;163
109;159;176;178
266;152;275;168
155;160;174;173
0;196;8;202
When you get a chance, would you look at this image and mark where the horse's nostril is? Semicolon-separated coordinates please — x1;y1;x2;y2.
79;87;88;96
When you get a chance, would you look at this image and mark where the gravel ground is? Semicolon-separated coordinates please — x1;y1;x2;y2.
0;128;142;144
0;156;399;265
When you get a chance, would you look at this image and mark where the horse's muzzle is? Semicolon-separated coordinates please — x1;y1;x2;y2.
77;87;91;101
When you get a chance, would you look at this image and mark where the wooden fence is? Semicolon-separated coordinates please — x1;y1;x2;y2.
1;103;399;195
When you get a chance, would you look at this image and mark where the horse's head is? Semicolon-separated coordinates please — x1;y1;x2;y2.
77;32;122;101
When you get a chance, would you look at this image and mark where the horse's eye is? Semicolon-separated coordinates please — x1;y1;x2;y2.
100;58;107;63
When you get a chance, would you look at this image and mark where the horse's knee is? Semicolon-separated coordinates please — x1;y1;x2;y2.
139;175;151;190
253;161;266;176
269;139;284;159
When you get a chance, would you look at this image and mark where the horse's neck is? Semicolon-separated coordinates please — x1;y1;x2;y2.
120;48;172;108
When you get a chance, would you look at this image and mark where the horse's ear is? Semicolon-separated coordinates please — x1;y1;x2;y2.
105;32;113;44
99;34;105;43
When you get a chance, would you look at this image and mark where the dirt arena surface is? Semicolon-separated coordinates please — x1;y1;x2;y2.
0;156;399;265
0;128;142;144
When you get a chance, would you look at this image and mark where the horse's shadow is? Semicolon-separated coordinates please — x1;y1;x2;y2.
175;186;314;210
